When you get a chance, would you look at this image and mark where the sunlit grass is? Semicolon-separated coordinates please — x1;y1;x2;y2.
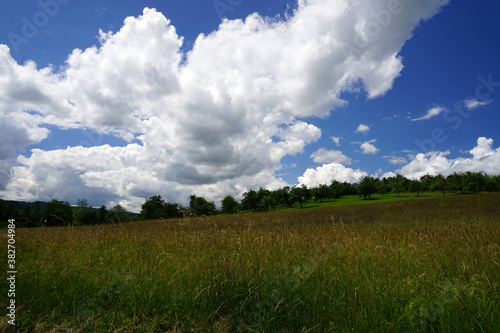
2;193;499;332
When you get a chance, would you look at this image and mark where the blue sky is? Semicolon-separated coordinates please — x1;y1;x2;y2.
0;0;499;212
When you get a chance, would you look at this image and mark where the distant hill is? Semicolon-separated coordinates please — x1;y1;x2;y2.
0;199;49;210
0;199;139;217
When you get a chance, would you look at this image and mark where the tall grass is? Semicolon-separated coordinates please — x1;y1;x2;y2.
2;193;499;332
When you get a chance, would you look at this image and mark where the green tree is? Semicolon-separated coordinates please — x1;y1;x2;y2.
313;184;331;203
377;182;390;197
357;176;377;200
485;176;500;193
18;204;32;227
189;195;216;216
392;182;405;197
291;185;311;208
106;205;130;223
42;200;73;227
257;187;273;211
241;190;258;211
221;195;239;214
141;195;165;220
447;172;465;194
430;174;447;196
277;186;295;207
409;179;423;197
97;205;107;224
30;201;42;227
463;171;486;193
73;198;97;225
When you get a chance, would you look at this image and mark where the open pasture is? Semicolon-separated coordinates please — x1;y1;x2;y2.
2;193;499;332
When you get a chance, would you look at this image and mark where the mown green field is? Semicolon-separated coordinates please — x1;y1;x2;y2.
2;193;499;332
263;192;453;212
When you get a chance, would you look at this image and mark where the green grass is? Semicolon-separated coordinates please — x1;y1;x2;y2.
1;193;499;332
273;192;455;211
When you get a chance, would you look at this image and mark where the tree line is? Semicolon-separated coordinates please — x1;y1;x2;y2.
2;171;499;227
0;199;132;228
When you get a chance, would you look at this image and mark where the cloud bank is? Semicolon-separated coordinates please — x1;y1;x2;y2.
0;1;450;211
397;137;500;179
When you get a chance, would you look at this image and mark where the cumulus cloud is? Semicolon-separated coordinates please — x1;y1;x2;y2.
411;106;446;121
311;148;352;164
298;162;367;187
0;1;450;210
331;136;342;147
397;137;500;179
360;139;380;154
463;98;493;110
355;124;370;133
383;155;408;165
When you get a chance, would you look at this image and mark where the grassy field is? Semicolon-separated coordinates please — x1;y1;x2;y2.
266;192;454;212
1;193;499;332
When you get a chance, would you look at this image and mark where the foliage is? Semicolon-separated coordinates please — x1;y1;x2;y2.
106;205;130;223
241;189;258;211
357;176;377;199
291;184;311;208
189;195;216;216
140;195;180;220
221;195;239;214
377;181;390;196
41;199;73;227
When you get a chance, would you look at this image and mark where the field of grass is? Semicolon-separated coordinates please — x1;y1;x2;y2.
270;192;455;212
1;193;499;332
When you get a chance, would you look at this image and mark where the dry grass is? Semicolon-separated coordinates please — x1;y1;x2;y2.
2;193;499;332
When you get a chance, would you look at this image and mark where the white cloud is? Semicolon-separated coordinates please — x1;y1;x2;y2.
355;124;370;133
463;98;492;110
0;1;450;210
311;148;352;165
298;163;367;187
360;139;380;154
397;137;500;179
331;136;342;147
383;155;408;165
411;106;446;121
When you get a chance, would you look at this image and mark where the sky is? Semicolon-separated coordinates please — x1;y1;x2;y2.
0;0;499;212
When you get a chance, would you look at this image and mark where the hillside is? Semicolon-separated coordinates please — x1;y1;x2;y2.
1;193;499;332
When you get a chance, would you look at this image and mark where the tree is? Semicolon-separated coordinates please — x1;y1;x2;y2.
463;171;486;193
73;198;97;225
241;190;258;211
377;182;390;197
257;187;274;211
221;195;239;214
163;202;181;218
447;172;465;194
97;205;107;224
485;175;500;193
392;182;405;197
430;174;447;196
141;195;165;220
313;184;331;203
357;176;377;200
77;198;89;208
189;195;215;216
291;185;311;208
277;186;295;207
106;205;130;223
30;201;42;227
42;200;73;227
409;179;423;197
18;204;32;227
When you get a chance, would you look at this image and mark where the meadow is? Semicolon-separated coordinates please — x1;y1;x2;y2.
1;193;499;332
